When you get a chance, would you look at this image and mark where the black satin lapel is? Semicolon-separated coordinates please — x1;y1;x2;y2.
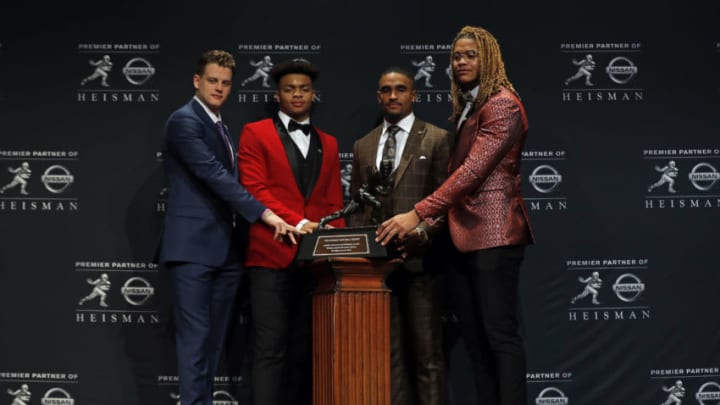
305;127;323;199
273;117;303;193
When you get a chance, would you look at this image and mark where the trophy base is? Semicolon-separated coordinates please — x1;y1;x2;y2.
296;226;398;261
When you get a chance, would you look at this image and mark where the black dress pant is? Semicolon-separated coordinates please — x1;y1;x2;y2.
447;244;527;405
248;265;314;405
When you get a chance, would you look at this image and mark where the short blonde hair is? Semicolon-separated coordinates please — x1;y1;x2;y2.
195;50;236;76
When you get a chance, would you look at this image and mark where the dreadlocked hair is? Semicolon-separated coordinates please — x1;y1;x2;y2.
449;26;519;121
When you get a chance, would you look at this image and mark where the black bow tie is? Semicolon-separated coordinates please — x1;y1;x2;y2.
288;120;311;135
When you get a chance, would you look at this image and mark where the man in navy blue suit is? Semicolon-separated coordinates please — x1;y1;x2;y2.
157;50;301;405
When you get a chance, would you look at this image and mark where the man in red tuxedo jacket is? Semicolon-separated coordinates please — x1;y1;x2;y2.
237;59;345;405
377;26;534;405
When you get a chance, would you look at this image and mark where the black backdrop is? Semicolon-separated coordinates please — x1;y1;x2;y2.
2;1;720;404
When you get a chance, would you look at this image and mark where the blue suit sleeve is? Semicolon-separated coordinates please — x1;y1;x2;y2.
165;113;266;223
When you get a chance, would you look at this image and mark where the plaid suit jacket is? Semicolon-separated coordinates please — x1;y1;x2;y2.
349;118;450;228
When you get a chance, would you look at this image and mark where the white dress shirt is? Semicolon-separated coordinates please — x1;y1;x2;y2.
278;110;311;158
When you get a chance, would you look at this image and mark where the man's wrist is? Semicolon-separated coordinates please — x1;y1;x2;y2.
296;219;309;230
413;207;423;222
262;209;274;219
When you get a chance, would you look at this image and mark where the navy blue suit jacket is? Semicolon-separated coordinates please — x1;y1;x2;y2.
158;98;266;267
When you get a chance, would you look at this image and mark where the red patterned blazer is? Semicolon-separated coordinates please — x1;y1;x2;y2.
415;87;534;252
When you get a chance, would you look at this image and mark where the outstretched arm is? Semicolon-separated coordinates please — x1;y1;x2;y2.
166;114;301;242
377;95;523;244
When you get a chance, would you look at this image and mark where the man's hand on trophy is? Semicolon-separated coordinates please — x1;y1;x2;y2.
300;221;319;234
376;209;421;246
396;226;429;258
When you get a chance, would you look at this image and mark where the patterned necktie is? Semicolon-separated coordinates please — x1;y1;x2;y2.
457;92;475;130
215;121;235;167
380;125;400;178
288;120;311;135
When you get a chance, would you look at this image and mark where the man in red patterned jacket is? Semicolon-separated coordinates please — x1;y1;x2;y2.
237;59;345;405
377;26;534;405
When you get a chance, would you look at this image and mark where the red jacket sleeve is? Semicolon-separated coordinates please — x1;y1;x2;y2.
415;95;524;219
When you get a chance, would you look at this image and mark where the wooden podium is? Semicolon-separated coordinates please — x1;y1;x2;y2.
309;257;400;405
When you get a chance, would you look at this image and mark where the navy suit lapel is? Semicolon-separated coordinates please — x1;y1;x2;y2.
219;122;237;170
190;98;215;128
190;99;235;171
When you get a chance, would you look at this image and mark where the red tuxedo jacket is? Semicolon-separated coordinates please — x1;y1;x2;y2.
238;118;345;269
415;87;534;252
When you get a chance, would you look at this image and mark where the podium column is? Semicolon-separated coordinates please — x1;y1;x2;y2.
311;257;400;405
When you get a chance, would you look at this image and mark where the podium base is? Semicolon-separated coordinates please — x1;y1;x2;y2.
310;257;400;405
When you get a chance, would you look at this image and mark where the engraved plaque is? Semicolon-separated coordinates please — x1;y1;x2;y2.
296;226;394;261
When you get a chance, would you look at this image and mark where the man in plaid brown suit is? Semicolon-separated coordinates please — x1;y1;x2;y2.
377;27;535;405
349;67;450;405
